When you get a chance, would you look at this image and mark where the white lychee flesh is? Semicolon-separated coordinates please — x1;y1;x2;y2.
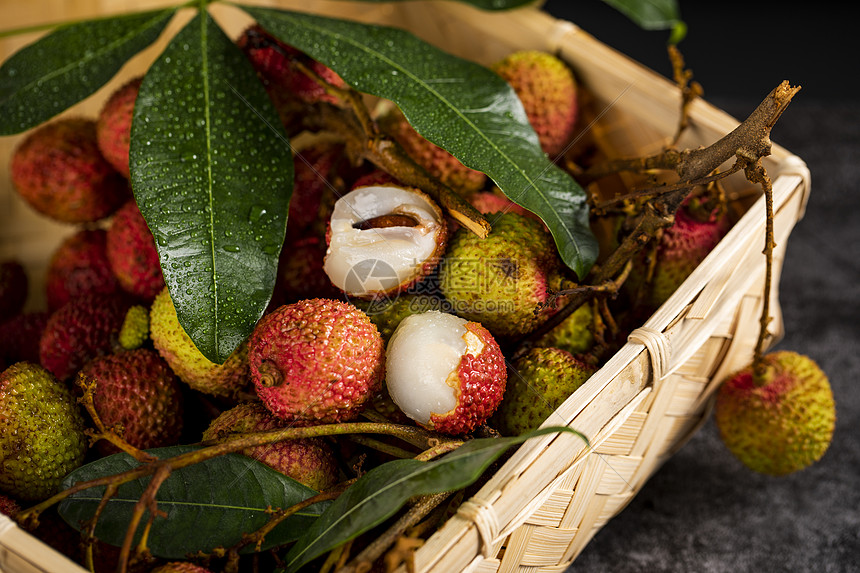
385;311;484;424
324;185;444;297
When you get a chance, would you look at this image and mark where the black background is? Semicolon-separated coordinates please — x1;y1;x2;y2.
538;2;860;572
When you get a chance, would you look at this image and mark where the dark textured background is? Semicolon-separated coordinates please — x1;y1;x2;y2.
538;1;860;571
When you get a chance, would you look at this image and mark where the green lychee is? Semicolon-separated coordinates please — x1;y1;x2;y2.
491;50;579;157
355;293;446;343
45;228;120;311
715;351;836;476
249;298;385;424
106;198;165;302
439;211;562;338
96;76;142;178
203;402;339;491
0;362;88;501
10;118;129;223
493;347;596;436
118;304;150;350
385;311;507;435
149;287;250;399
0;260;27;321
77;348;184;455
535;303;595;357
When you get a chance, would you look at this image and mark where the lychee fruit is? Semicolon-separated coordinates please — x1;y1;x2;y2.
0;311;50;365
535;303;595;357
439;211;562;339
323;184;447;299
45;228;120;312
0;492;20;517
492;347;596;436
0;362;88;501
149;287;250;400
0;260;28;321
385;311;507;435
275;236;341;305
77;348;184;455
491;50;578;157
106;198;165;302
10;118;129;223
287;140;348;242
151;562;214;573
249;298;385;424
203;402;339;491
118;304;150;351
468;189;539;222
39;293;132;381
355;293;446;343
715;351;836;476
378;107;487;195
96;76;142;178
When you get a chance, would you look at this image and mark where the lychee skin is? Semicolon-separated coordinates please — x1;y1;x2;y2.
203;402;339;491
78;348;184;455
536;303;595;357
0;260;28;321
275;236;340;305
715;351;836;476
0;311;50;366
287;141;346;243
249;299;385;424
96;76;142;178
106;199;165;302
491;50;578;157
0;492;20;517
45;229;120;312
493;347;596;436
39;293;131;381
149;287;250;399
10;118;129;223
151;563;215;573
440;212;561;338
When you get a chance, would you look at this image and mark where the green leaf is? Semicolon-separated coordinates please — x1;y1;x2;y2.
242;6;598;279
282;426;586;572
130;12;292;364
601;0;686;41
58;446;329;558
0;8;176;135
335;0;538;10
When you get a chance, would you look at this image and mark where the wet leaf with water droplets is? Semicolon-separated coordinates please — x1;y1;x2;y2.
0;8;176;134
130;12;292;363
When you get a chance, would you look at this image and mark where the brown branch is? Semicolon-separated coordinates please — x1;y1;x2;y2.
668;44;704;146
117;464;171;573
746;161;776;381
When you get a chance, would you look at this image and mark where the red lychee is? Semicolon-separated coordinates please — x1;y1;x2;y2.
385;311;507;435
0;260;27;321
96;76;142;178
106;198;165;302
45;228;120;312
78;348;184;455
287;141;346;242
39;293;131;380
0;311;50;366
249;299;385;424
275;236;340;305
491;50;578;157
10;118;129;223
203;402;339;491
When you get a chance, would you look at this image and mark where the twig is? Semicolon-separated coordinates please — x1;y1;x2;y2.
746;162;776;381
668;44;704;146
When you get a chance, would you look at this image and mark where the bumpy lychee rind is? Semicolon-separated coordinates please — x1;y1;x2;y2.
493;347;596;436
0;311;50;366
203;402;339;491
356;294;446;343
428;321;507;436
715;351;835;476
491;50;578;157
0;362;88;501
78;348;184;455
150;287;250;399
275;236;340;306
10;118;129;223
536;303;595;357
45;229;119;312
39;293;131;381
250;299;385;424
0;492;20;517
118;304;150;350
106;199;165;302
151;562;215;573
440;212;560;338
96;76;142;178
0;260;27;321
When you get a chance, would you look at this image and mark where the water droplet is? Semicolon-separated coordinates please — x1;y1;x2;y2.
222;245;240;253
248;205;267;222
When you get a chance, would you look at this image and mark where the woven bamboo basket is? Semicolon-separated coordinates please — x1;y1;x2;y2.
0;1;811;572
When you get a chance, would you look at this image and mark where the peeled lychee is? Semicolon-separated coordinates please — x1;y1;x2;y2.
106;198;165;302
491;50;578;157
150;287;250;399
78;348;184;455
39;293;132;381
203;402;339;491
385;311;507;435
378;108;487;195
0;260;27;321
96;76;142;178
715;351;836;476
492;347;595;436
323;184;447;299
249;298;385;424
0;362;88;501
10;118;129;223
45;228;120;311
439;211;562;338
